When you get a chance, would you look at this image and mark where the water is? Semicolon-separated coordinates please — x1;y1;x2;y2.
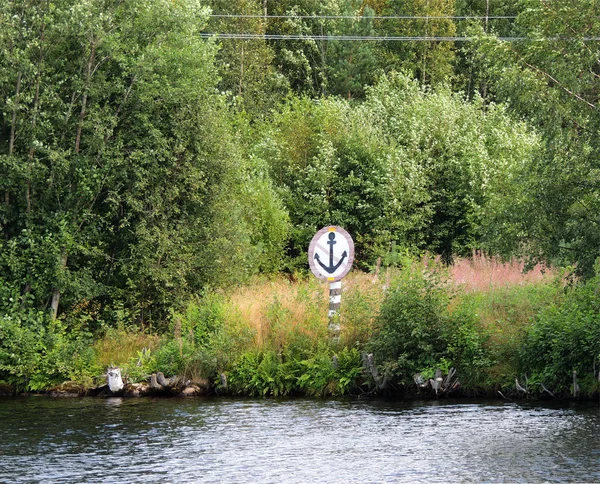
0;397;598;483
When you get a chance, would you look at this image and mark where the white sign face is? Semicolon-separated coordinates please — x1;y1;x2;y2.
308;226;354;281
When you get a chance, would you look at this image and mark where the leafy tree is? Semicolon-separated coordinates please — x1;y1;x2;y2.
378;0;458;85
254;72;539;268
468;0;600;276
362;73;540;260
454;0;519;98
266;0;330;97
205;0;289;118
324;0;378;99
266;0;379;99
0;0;289;328
253;94;430;269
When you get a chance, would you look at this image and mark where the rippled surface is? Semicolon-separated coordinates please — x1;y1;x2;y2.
0;397;598;483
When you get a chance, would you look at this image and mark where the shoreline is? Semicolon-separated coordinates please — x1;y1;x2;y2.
2;380;597;403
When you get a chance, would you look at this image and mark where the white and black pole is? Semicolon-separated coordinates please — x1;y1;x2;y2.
328;280;342;336
308;226;354;341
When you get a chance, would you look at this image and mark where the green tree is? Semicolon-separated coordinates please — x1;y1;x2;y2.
469;0;600;276
253;93;430;269
206;0;289;118
0;0;289;328
324;0;378;99
379;0;458;85
363;73;540;260
266;0;329;97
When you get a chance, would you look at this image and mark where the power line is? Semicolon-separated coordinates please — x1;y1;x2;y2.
200;33;600;42
209;14;517;20
201;33;501;41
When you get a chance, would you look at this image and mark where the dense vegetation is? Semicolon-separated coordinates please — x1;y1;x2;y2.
1;0;598;398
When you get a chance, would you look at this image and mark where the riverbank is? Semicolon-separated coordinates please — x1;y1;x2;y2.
1;255;599;401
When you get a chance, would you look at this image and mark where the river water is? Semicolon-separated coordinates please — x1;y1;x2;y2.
0;397;598;483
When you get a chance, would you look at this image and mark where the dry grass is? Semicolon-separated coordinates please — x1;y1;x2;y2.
228;276;329;349
226;271;390;349
93;328;160;368
91;254;559;367
221;254;557;350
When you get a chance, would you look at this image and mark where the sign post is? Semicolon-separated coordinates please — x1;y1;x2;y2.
308;226;354;339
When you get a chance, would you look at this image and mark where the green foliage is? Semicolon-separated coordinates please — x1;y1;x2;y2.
228;350;298;397
176;291;227;347
445;304;494;390
123;346;156;384
2;0;599;400
379;0;457;85
0;306;98;391
367;255;503;392
368;257;452;384
520;271;600;397
254;92;430;269
339;280;383;346
0;0;291;330
207;0;289;118
297;346;363;396
363;72;540;260
324;0;378;99
255;72;539;271
227;345;363;397
467;1;600;277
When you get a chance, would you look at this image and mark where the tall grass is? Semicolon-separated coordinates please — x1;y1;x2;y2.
87;253;592;397
91;253;559;372
449;251;555;292
92;327;160;369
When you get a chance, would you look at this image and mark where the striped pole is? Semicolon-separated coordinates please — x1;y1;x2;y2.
329;280;342;338
308;226;354;342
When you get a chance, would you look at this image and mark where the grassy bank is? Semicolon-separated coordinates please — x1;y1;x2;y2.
1;255;599;400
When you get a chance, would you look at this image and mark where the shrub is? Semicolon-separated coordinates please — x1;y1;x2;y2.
228;350;298;397
367;258;452;386
0;309;98;391
445;304;494;391
227;345;363;397
520;272;600;397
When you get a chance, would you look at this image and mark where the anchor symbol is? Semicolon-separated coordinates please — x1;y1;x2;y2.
315;232;348;274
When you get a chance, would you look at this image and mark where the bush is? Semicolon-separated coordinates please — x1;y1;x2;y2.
227;345;363;397
368;258;452;386
228;350;298;397
367;256;498;393
0;308;98;391
520;272;600;397
445;304;494;391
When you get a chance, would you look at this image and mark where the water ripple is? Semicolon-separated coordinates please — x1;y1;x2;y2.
0;397;598;483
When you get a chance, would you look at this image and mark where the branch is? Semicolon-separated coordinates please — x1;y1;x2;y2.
539;382;555;398
515;52;597;110
539;0;600;80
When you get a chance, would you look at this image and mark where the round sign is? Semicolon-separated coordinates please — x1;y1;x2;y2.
308;226;354;281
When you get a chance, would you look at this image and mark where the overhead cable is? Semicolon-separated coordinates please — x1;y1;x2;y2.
208;14;518;20
199;33;600;42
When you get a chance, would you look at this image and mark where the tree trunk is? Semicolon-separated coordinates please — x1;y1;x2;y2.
5;71;23;239
9;71;22;156
75;40;96;154
238;42;244;96
27;23;46;215
50;252;68;320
